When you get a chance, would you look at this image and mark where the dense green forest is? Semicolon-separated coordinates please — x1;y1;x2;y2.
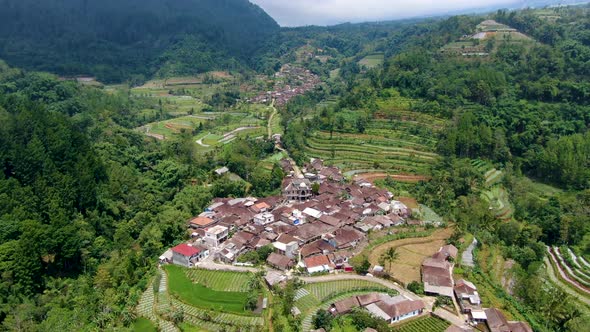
0;60;285;330
0;0;279;83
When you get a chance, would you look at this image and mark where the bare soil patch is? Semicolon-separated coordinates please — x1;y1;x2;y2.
368;227;454;285
397;197;419;210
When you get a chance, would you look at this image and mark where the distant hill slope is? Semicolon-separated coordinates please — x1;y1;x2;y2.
0;0;279;82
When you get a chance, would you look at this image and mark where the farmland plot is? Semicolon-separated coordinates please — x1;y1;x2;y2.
392;316;450;332
185;268;252;292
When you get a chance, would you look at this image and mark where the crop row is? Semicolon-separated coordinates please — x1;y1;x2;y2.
185;268;252;292
171;298;264;327
306;141;437;162
314;131;434;151
393;316;450;332
305;280;392;302
553;247;590;287
309;136;438;157
305;146;433;166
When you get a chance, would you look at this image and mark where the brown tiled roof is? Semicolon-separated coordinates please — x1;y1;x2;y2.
333;228;363;247
276;233;298;244
319;215;340;227
422;265;453;287
267;253;293;270
357;293;382;306
485;308;509;332
440;244;459;258
376;299;424;318
332;296;360;314
507;322;533;332
300;239;334;257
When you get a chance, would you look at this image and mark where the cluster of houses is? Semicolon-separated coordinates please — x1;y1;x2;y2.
329;293;425;324
421;245;532;332
249;64;321;106
160;158;413;274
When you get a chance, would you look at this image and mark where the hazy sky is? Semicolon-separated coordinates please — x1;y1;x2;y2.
250;0;519;26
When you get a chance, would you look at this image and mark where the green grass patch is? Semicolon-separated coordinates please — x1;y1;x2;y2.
132;317;157;332
165;265;251;315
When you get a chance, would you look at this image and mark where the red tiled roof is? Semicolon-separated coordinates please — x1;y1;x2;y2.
190;216;215;227
172;243;200;257
304;255;330;268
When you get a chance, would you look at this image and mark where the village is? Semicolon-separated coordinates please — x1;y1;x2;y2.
158;157;533;332
249;64;322;106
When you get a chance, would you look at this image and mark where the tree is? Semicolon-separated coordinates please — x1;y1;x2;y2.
407;281;424;294
380;247;399;272
313;309;333;330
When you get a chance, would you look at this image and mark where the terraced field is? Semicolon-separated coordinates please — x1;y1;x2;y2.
305;130;439;174
471;160;513;221
294;280;395;331
185;268;252;292
548;246;590;296
392;316;450;332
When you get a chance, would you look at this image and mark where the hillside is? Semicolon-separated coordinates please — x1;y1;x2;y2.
0;0;279;82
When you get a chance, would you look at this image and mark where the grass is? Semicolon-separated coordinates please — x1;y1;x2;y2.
164;265;251;315
132;317;157;332
359;53;385;68
392;316;450;332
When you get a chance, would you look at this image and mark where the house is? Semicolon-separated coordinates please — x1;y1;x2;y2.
283;178;313;201
159;249;173;264
327;228;364;250
171;243;209;267
266;252;294;271
264;270;287;287
329;296;360;315
254;212;275;226
273;234;299;259
290;222;327;244
304;255;333;274
189;216;215;228
252;202;271;213
365;297;425;323
454;279;481;314
439;244;459;260
422;256;454;297
391;200;411;218
485;308;533;332
204;225;229;247
302;207;322;220
329;293;425;324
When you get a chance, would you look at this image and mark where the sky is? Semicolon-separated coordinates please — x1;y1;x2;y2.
250;0;520;26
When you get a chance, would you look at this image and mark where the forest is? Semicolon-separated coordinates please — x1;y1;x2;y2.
0;0;279;83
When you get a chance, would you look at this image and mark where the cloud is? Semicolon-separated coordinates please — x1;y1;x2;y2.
250;0;520;26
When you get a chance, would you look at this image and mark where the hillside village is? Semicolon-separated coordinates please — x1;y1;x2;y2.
249;64;322;106
159;158;533;332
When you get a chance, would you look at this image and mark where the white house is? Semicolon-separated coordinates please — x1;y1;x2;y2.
365;295;425;323
254;212;275;226
204;225;229;247
171;243;209;267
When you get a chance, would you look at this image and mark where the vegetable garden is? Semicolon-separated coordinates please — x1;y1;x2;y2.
392;316;450;332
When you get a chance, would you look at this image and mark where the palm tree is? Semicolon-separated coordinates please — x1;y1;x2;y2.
382;247;399;272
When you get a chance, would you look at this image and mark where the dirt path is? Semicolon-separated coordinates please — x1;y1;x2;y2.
196;133;211;147
544;256;590;305
461;238;477;268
